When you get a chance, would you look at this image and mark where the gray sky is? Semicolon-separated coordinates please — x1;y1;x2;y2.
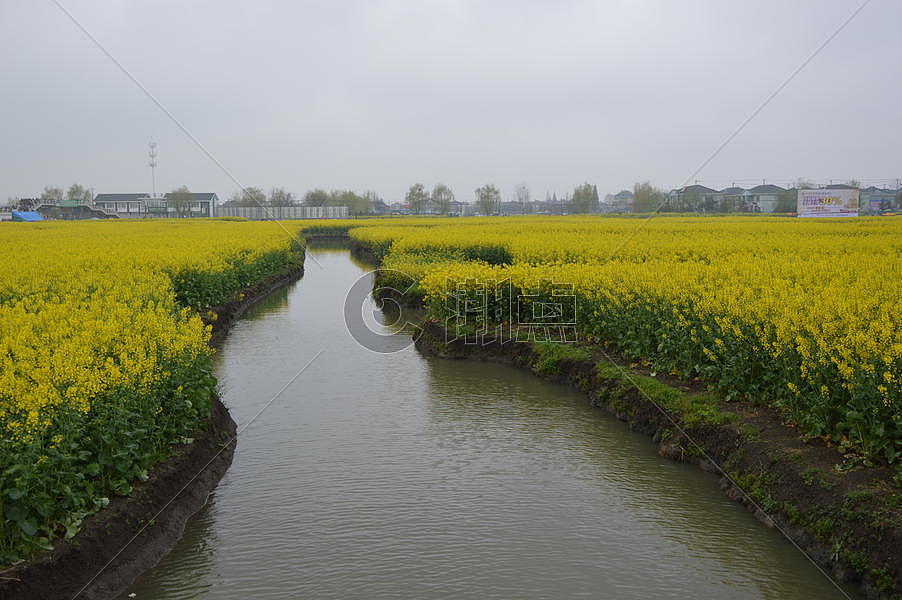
2;0;899;202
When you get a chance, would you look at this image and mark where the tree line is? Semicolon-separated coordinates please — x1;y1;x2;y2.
8;180;602;216
39;184;93;204
221;187;381;216
404;183;456;214
405;182;600;215
12;177;897;216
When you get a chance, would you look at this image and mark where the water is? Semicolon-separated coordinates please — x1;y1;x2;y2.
118;246;853;600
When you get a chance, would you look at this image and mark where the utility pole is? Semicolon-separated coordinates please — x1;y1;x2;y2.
148;142;158;198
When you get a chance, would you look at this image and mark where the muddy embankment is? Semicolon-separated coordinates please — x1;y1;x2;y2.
0;264;304;600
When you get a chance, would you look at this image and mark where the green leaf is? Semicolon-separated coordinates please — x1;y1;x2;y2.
3;464;26;477
18;519;37;536
6;503;27;522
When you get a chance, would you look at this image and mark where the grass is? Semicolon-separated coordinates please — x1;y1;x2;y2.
531;342;592;375
594;360;735;427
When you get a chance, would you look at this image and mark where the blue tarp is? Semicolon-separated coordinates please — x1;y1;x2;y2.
11;211;43;222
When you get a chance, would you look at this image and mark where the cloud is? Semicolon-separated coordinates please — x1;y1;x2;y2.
1;0;898;201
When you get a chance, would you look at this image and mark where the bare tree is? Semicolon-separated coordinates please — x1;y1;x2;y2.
226;187;267;207
432;183;454;215
302;189;330;207
405;183;429;214
475;184;501;216
40;186;64;203
268;187;296;206
513;183;530;214
632;181;665;213
66;184;92;205
363;190;383;213
168;186;193;217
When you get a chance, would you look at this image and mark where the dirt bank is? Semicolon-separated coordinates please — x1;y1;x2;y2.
415;320;901;600
0;264;304;600
348;237;379;263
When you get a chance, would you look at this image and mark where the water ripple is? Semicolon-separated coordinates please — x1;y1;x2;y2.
119;249;853;600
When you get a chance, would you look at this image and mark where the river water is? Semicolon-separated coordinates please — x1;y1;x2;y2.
118;245;852;600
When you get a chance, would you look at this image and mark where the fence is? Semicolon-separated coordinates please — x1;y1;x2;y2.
213;205;349;220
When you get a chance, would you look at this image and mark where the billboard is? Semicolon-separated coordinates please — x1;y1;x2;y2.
797;189;859;217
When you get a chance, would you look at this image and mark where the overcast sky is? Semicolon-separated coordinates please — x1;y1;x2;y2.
1;0;899;202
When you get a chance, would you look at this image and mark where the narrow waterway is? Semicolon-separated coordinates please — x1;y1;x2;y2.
119;245;852;600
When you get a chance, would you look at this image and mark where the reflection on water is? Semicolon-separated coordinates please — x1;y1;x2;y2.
307;237;376;271
118;248;854;600
240;281;291;320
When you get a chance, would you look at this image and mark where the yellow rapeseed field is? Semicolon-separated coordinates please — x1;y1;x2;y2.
349;216;901;466
0;215;898;562
0;219;304;561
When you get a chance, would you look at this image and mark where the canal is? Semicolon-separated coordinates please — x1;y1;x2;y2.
118;245;852;599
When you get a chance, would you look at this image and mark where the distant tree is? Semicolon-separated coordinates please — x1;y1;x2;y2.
846;179;861;189
66;184;92;204
244;187;266;207
299;189;371;214
225;187;266;207
571;182;598;213
40;186;64;203
364;191;387;214
351;192;371;215
168;186;193;217
632;181;664;213
795;178;816;190
302;189;330;207
511;183;529;214
363;190;383;214
268;187;296;207
432;183;454;215
475;184;501;216
329;190;370;215
405;183;429;215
